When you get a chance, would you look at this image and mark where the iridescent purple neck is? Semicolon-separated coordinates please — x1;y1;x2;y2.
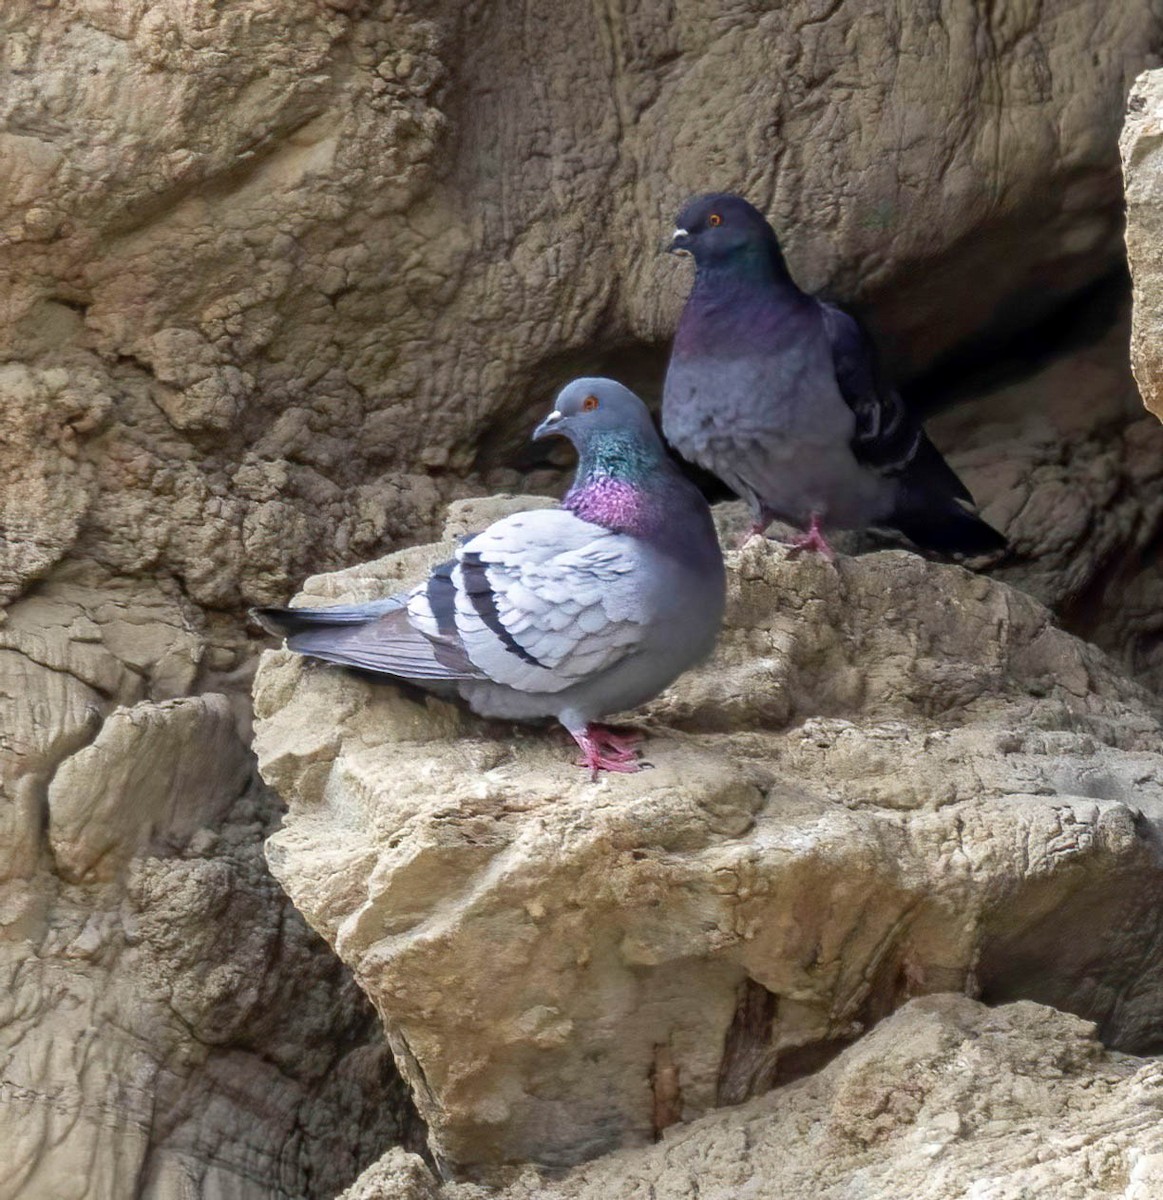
675;270;806;358
564;477;659;535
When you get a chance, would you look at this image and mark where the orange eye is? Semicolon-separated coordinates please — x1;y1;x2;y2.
582;395;600;412
708;213;722;227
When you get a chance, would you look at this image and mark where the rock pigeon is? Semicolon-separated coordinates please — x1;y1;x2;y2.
253;378;726;776
663;193;1007;560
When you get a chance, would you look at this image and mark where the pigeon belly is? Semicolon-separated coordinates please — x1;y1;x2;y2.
665;342;895;530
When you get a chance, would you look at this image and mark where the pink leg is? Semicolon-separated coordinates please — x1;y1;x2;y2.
785;513;836;562
569;725;645;779
734;507;775;549
589;726;643;760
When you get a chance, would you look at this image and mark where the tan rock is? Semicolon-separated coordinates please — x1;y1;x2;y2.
1;1;1158;608
338;1147;443;1200
1123;69;1163;421
924;310;1163;690
394;996;1163;1199
0;364;108;602
0;576;414;1199
46;694;251;883
254;513;1163;1177
3;4;1163;1195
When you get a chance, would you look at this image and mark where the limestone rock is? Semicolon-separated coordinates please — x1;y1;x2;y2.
0;364;109;602
4;3;1163;1194
46;694;252;883
253;511;1163;1177
378;996;1163;1200
1123;69;1163;422
1;1;1158;609
338;1148;443;1200
0;575;416;1200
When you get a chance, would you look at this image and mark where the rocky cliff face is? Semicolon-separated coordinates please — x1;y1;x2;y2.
253;502;1163;1179
3;2;1163;1197
343;996;1163;1200
1124;69;1163;422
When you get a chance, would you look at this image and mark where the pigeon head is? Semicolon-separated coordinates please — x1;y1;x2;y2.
535;378;659;451
669;193;789;281
534;377;666;484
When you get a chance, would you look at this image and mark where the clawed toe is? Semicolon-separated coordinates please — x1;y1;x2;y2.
784;514;837;562
575;754;643;779
570;724;647;777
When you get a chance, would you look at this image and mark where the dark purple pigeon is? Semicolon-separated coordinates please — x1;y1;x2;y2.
663;193;1006;560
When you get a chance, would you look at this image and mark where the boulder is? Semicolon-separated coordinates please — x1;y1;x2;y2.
1123;68;1163;422
254;502;1163;1177
357;995;1163;1200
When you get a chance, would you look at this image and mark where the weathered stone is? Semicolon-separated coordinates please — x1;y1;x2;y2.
4;3;1163;1194
0;577;415;1199
929;310;1163;691
1;1;1158;608
254;512;1163;1177
1123;68;1163;422
46;694;252;883
364;996;1163;1200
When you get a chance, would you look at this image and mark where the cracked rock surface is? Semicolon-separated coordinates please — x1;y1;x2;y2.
254;501;1163;1178
1;0;1159;609
1124;68;1163;422
345;995;1163;1200
4;2;1163;1196
0;575;420;1199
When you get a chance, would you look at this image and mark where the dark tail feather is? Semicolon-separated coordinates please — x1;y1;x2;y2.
251;599;404;639
250;599;479;680
891;499;1008;558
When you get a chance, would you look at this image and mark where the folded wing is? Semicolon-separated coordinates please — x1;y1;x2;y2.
254;508;653;693
449;508;652;693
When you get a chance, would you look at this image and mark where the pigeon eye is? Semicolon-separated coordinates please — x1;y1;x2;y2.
708;213;722;227
582;395;600;412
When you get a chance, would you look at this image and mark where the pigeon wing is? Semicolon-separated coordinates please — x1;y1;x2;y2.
449;508;652;694
820;302;971;501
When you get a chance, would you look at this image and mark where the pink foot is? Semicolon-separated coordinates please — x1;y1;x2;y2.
734;510;775;550
570;725;645;778
589;726;643;760
784;513;836;562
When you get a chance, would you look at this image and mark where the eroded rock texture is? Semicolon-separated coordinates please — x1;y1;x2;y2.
931;310;1163;690
1124;68;1163;422
4;1;1163;1196
0;580;418;1199
253;502;1163;1177
1;1;1159;607
346;996;1163;1200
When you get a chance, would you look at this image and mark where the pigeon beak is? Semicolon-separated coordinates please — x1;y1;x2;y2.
533;410;565;441
668;228;692;257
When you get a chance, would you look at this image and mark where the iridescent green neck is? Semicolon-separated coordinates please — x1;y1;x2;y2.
574;430;664;484
696;238;793;290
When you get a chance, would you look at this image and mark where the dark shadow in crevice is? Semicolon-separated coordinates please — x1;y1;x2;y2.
975;846;1163;1055
895;262;1131;418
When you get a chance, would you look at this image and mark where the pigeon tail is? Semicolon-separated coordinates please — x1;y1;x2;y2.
251;599;479;680
251;599;404;639
889;496;1008;558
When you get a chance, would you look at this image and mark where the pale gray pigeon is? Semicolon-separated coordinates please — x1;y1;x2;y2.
254;378;726;776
